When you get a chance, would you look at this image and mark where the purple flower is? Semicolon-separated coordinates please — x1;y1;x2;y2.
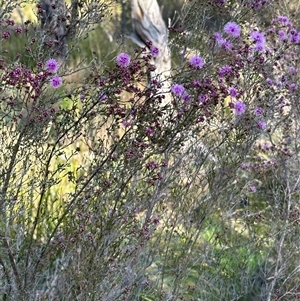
171;84;185;97
257;120;267;130
290;31;300;43
224;21;241;38
198;94;207;102
122;120;133;127
15;27;22;34
150;46;159;57
254;107;263;116
189;55;205;69
278;16;290;24
289;66;296;74
145;127;155;136
255;42;265;52
289;83;297;93
219;65;232;78
182;91;191;102
234;101;246;115
250;30;266;44
46;58;59;73
290;28;297;36
2;31;10;40
222;40;233;51
211;0;226;5
240;163;248;170
216;36;232;51
214;32;223;44
228;87;238;97
116;53;131;67
252;1;262;9
278;30;287;42
50;76;62;89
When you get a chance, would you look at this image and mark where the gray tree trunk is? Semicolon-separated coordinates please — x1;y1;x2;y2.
130;0;171;105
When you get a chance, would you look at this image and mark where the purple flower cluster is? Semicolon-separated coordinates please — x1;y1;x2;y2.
219;65;232;78
213;22;241;52
45;58;62;89
214;33;232;51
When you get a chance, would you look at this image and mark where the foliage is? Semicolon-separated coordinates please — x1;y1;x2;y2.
0;0;299;301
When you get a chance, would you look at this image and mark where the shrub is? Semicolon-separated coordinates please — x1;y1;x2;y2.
0;0;299;300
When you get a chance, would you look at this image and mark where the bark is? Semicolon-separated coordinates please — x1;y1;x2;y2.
130;0;171;105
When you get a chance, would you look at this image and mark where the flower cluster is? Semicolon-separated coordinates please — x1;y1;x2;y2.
45;58;62;89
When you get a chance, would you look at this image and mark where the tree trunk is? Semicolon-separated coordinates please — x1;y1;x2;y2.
130;0;171;105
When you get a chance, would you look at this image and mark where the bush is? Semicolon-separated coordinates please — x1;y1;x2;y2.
0;0;299;300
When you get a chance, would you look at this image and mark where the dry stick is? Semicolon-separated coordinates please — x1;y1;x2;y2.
0;250;12;295
0;83;51;296
266;156;292;301
31;124;129;279
0;124;29;298
25;92;107;283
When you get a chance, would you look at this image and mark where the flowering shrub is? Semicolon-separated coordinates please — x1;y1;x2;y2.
0;1;299;301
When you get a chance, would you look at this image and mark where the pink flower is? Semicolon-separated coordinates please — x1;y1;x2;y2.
46;58;59;73
116;53;131;67
50;76;62;89
224;21;241;38
171;84;185;96
189;55;205;69
234;101;246;115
